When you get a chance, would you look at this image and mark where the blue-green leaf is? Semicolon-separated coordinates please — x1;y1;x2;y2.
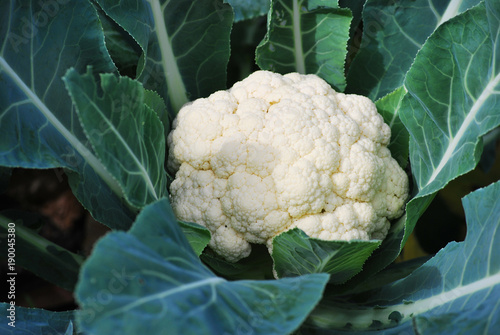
272;228;381;284
400;1;500;198
95;3;142;77
350;194;434;285
305;180;500;333
0;0;135;230
76;198;329;335
256;0;352;91
393;0;500;273
96;0;233;116
0;304;78;335
347;0;482;100
63;68;167;209
350;0;500;284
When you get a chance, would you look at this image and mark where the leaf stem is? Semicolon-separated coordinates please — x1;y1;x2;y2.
423;72;500;192
292;0;306;74
310;271;500;330
438;0;463;26
149;0;189;113
0;57;126;202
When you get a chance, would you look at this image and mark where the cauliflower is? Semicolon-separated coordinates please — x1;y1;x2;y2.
167;71;409;262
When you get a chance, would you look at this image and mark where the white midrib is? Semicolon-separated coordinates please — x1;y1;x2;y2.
423;72;500;190
0;56;124;199
78;89;158;201
437;0;464;27
103;276;225;318
315;271;500;329
149;0;189;113
398;272;500;324
389;88;407;128
292;0;306;74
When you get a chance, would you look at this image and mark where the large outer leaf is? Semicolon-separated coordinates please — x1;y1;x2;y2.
345;0;500;287
76;198;329;335
96;0;233;116
347;0;481;100
64;68;167;208
304;180;500;333
256;0;352;91
272;229;381;284
395;0;500;263
0;304;77;335
400;1;500;198
0;0;135;229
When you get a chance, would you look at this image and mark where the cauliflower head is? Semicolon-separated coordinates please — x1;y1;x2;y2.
167;71;409;262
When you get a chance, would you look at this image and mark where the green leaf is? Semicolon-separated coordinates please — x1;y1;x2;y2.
305;180;500;333
144;89;170;140
0;0;135;230
272;228;381;284
201;244;275;280
400;1;500;198
0;304;77;334
349;0;500;285
96;3;171;136
375;87;410;168
339;0;364;34
345;194;434;290
76;198;329;335
0;214;84;291
63;68;167;209
225;0;270;21
96;0;233;116
347;0;482;100
392;0;500;271
178;220;211;256
95;3;142;78
256;0;352;91
67;167;136;230
226;16;269;86
343;256;431;295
